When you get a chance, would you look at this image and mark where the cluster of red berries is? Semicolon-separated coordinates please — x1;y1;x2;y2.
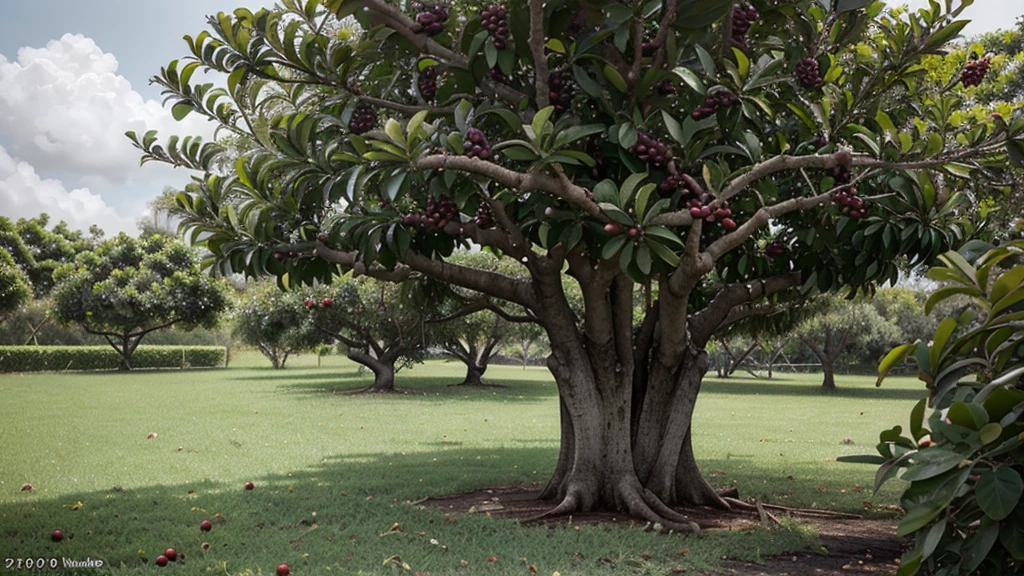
464;128;493;159
413;2;449;36
402;195;461;233
655;79;676;95
765;240;787;262
481;4;511;49
349;106;378;135
273;250;298;261
658;172;701;195
731;3;758;48
633;132;670;169
691;92;739;120
548;73;573;113
833;188;867;219
418;66;438;101
796;57;824;90
475;203;495;229
960;56;991;87
687;195;738;230
304;297;333;310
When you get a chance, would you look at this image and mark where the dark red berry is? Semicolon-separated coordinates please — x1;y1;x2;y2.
349;105;378;135
412;2;449;36
796;57;824;90
418;66;438;102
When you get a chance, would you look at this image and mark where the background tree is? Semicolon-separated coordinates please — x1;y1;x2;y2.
794;297;901;389
306;275;429;393
430;250;536;385
0;251;31;322
50;234;230;370
137;0;1024;528
234;281;326;368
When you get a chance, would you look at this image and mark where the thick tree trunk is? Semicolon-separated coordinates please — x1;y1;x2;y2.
348;350;397;393
458;363;486;386
821;360;836;390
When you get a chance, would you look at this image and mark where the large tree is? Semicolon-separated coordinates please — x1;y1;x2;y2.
135;0;1024;529
234;281;326;368
50;234;230;370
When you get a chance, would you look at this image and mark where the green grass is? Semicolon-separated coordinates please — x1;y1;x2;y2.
0;352;924;575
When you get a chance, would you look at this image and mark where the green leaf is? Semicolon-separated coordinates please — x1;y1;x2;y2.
877;343;916;386
921;518;947;561
619;172;648;207
924;20;970;52
977;468;1024;521
835;0;873;12
836;454;888;464
662;111;686;145
635;244;652;275
384;118;406;148
731;47;750;80
545;38;565;54
602;235;628;259
531;106;555;141
694;44;717;79
947;401;989;430
961;519;1000;572
603;64;628;93
672;67;706;95
897;467;971;535
929;317;957;373
909;398;927;441
979;422;1003;446
999;503;1024;560
172;103;194;121
646;240;680;267
900;448;966;482
635;183;655;221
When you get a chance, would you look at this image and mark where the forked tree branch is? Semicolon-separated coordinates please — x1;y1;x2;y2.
690;272;802;346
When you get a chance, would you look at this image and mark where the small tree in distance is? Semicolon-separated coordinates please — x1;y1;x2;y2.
137;0;1024;528
51;234;230;370
0;251;31;322
306;275;429;393
234;282;325;368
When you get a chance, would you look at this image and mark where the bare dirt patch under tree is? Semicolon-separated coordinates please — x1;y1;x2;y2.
422;484;905;576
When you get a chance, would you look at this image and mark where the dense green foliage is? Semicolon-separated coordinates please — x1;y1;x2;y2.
0;214;98;296
233;282;325;368
0;345;227;372
0;250;31;321
859;241;1024;575
50;234;230;370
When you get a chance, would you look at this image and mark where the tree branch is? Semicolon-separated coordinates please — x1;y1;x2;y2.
528;0;549;109
403;250;536;309
690;272;802;346
651;0;678;72
415;155;600;218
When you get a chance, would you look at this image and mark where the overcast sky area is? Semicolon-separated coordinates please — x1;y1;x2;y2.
0;1;1020;236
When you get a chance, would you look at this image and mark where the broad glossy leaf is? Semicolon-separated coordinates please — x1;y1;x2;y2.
977;468;1024;521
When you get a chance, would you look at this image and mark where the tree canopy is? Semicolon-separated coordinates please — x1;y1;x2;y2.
50;234;230;370
0;250;31;321
234;281;326;368
136;0;1024;529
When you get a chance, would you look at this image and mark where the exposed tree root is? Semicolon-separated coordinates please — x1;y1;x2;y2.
722;497;863;519
526;483;699;533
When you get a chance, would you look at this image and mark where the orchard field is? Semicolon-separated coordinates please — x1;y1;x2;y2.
0;354;922;575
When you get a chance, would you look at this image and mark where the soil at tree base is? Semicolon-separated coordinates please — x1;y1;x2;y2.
422;485;904;576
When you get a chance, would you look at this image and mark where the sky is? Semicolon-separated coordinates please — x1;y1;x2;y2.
0;1;1021;236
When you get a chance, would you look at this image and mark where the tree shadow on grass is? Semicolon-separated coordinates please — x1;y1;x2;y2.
700;378;926;401
276;373;559;404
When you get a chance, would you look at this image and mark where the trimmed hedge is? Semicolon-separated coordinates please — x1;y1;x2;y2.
0;346;227;373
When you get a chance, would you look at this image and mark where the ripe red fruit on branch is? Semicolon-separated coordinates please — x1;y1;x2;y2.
721;218;737;231
348;106;378;135
633;132;670;169
321;298;333;308
796;57;824;90
960;55;991;87
731;3;758;48
604;223;624;235
417;66;438;101
412;2;449;36
481;4;510;49
464;128;493;159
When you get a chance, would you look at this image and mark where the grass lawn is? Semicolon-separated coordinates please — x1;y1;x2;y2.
0;352;925;575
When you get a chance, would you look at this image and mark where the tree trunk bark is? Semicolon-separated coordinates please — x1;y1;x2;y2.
348;350;397;393
457;362;486;386
821;360;836;390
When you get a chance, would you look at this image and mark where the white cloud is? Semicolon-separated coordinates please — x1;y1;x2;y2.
0;33;218;236
0;34;213;185
0;144;137;235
